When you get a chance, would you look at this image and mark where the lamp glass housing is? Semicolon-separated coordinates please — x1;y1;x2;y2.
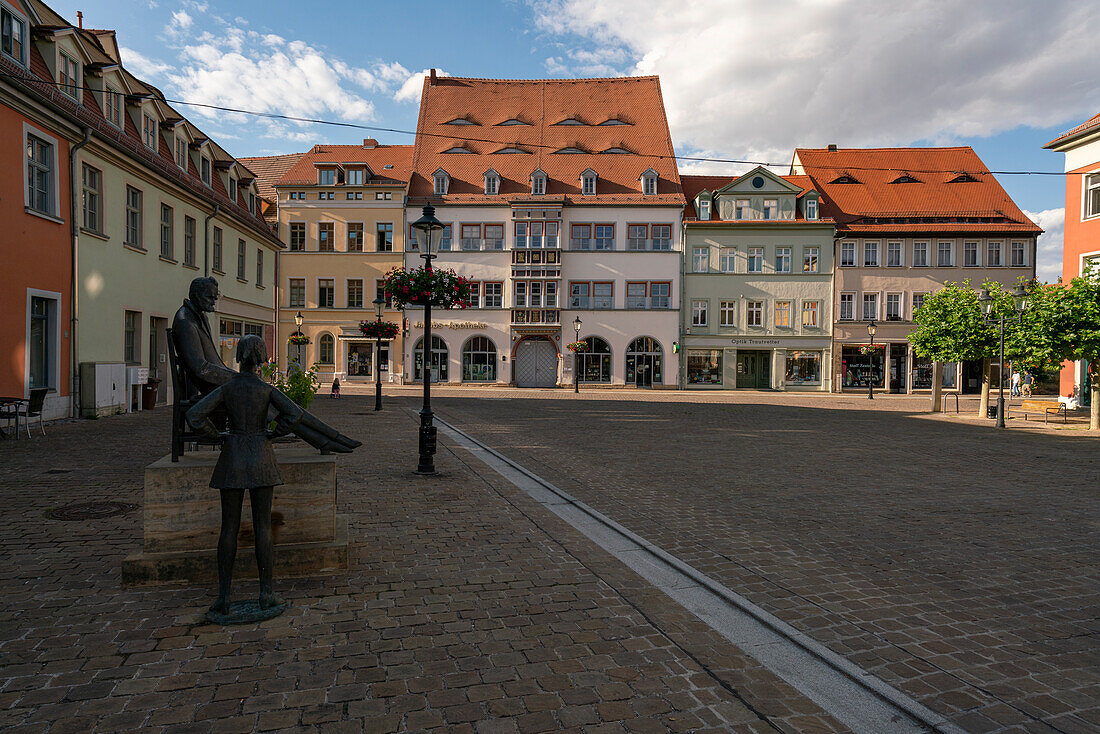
412;205;444;255
1012;285;1028;314
572;316;582;336
294;311;304;328
373;296;385;319
867;320;877;338
977;289;993;316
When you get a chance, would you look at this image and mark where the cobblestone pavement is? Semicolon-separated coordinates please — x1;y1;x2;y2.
0;398;847;733
433;393;1100;733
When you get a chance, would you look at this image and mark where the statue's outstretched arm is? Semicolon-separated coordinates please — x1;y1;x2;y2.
186;385;226;440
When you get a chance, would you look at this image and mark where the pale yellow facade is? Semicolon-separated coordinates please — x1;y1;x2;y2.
276;184;407;384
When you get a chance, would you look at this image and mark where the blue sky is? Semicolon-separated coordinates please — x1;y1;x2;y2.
53;0;1098;281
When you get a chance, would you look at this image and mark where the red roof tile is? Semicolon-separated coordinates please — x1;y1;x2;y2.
1044;112;1100;149
238;153;306;200
679;172;828;222
276;144;413;187
409;75;684;206
794;147;1041;235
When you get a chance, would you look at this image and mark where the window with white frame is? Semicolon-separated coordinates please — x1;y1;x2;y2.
514;281;527;307
228;177;237;202
963;241;979;267
461;224;481;250
735;199;750;220
840;241;855;267
627;224;648;250
805;198;818;219
2;5;28;66
347;278;363;308
531;171;546;195
289;222;306;251
720;301;736;327
594;224;614;250
862;293;878;320
484;170;499;195
184;216;196;266
81;164;101;233
318;222;334;252
885;292;902;320
483;282;503;308
762;199;778;220
484;224;504;250
775;300;791;328
987;241;1003;267
802;301;819;328
1011;241;1027;267
776;247;792;273
912;292;926;315
863;241;879;267
58;52;79;99
237;239;247;280
1086;173;1100;219
691;299;708;327
698;198;711;220
174;137;187;169
693;247;709;273
212;227;222;271
26;133;54;215
318;278;334;308
581;171;597;195
720;248;736;272
159;204;174;259
913;241;929;267
376;191;393;200
200;156;211;186
142;113;157;149
104;86;121;127
376;223;394;252
318;191;334;201
651;224;671;250
256;248;263;287
937;241;954;267
433;170;449;195
28;295;57;390
569;224;592;249
124;186;142;247
748;247;763;273
803;246;819;273
887;241;903;267
642;171;657;195
346;169;363;185
839;293;854;320
317;169;335;186
747;300;763;327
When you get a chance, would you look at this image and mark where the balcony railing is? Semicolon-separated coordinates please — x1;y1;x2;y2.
625;296;672;310
569;239;615;251
459;238;506;251
511;309;560;324
568;296;614;309
626;238;673;251
513;237;560;249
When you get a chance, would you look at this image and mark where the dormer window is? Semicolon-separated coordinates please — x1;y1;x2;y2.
641;169;658;196
602;147;631;154
597;118;629;126
554;118;585;126
581;169;597;196
174;137;187;169
698;197;711;221
497;118;529;126
249;193;256;214
891;174;919;183
58;52;80;99
531;169;547;196
830;174;858;184
104;85;121;127
318;169;336;186
200;156;211;186
443;146;473;153
949;173;978;183
1;6;27;67
554;146;586;154
142;113;158;149
484;168;499;196
228;177;237;202
347;169;364;185
493;146;530;154
433;168;450;196
805;198;818;220
444;117;476;125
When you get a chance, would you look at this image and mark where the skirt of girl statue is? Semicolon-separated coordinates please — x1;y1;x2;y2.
209;431;284;489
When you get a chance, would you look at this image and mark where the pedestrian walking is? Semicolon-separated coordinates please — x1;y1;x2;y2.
331;377;341;399
1022;372;1033;397
1011;369;1021;397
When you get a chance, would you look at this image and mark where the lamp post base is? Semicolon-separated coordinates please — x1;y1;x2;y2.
416;411;437;475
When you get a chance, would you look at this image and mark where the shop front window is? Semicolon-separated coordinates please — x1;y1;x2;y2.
414;335;448;382
912;358;958;389
347;343;373;377
687;349;723;385
625;337;663;386
577;337;611;383
785;351;821;386
462;336;497;382
841;345;884;388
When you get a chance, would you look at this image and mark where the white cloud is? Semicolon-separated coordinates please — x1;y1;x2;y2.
394;68;450;104
118;46;171;77
531;0;1100;164
1024;208;1065;283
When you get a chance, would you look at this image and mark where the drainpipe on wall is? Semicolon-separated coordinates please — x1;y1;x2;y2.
203;204;220;277
68;127;92;419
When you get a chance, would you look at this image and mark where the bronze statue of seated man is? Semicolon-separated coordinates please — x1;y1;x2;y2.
172;277;359;454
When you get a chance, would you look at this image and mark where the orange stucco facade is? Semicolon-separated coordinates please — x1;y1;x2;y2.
0;101;73;413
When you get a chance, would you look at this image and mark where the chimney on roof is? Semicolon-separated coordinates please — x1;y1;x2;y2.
827;144;838;152
77;11;83;29
363;138;378;148
430;68;437;85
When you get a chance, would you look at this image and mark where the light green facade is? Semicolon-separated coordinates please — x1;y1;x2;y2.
681;168;835;390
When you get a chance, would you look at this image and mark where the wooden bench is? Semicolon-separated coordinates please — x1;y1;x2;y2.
1016;399;1067;424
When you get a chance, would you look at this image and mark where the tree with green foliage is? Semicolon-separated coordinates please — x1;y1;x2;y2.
910;280;1021;417
261;361;321;409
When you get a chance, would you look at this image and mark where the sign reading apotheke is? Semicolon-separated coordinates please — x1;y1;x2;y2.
730;338;781;346
413;321;489;330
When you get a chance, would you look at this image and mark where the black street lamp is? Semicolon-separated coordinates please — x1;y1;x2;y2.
573;316;582;394
294;310;304;366
372;296;385;412
412;205;444;474
866;320;877;400
979;285;1029;428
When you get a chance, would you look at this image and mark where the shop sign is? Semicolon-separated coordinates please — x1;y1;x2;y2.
413;321;488;330
730;338;781;346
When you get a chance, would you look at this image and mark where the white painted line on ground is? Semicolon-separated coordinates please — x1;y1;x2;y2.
436;416;965;734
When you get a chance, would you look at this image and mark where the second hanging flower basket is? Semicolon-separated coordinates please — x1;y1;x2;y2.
858;343;884;356
566;341;589;353
287;333;311;346
383;267;473;310
358;320;400;340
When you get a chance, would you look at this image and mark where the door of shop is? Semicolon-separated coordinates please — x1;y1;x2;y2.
736;350;771;389
631;355;658;387
516;338;557;387
149;317;168;403
889;343;907;393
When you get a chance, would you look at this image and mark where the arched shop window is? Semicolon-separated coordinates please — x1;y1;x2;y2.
625;336;663;385
578;336;611;383
414;335;449;381
318;333;334;364
462;336;497;382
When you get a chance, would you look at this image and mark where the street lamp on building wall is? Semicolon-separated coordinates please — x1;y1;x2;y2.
867;320;877;400
372;296;385;412
294;310;304;366
573;316;582;394
978;285;1029;428
412;205;444;474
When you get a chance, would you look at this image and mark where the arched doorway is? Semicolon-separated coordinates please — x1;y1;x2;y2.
462;336;497;382
626;337;662;387
515;337;557;387
413;335;448;382
577;336;611;384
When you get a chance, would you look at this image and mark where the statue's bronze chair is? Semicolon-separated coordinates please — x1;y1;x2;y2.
166;327;223;462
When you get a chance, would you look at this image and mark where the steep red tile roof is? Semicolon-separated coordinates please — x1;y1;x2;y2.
409;75;683;206
679;172;829;222
1043;113;1100;149
794;147;1041;235
238;153;306;200
276;144;413;187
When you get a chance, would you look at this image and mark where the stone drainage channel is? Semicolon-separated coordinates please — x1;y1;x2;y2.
434;416;964;734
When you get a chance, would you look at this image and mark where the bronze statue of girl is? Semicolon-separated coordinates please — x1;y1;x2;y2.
187;335;300;622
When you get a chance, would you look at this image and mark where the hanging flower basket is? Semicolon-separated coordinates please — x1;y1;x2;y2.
566;341;589;353
288;333;311;346
358;320;400;340
383;267;473;310
858;343;883;356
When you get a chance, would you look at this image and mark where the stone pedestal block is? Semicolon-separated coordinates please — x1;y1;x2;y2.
122;446;348;586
